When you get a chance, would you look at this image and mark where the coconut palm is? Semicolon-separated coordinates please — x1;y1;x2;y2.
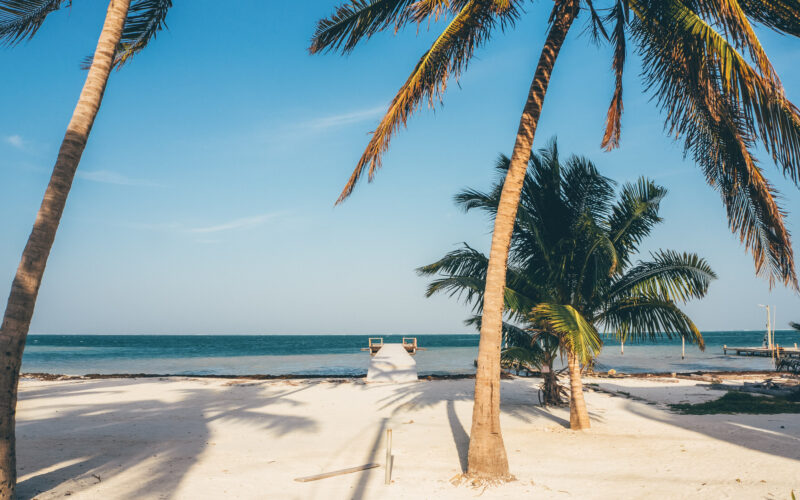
419;141;716;429
0;1;171;496
311;0;800;478
501;322;565;405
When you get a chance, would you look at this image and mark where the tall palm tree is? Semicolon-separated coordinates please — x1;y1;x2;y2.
0;1;170;496
311;0;800;478
419;141;715;428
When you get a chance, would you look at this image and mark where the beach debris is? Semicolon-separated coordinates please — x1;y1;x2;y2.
293;463;380;482
385;428;393;485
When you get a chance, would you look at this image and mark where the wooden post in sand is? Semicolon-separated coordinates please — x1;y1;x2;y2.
385;428;393;485
681;336;685;360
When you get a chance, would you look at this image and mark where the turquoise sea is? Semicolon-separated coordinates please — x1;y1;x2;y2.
21;331;800;376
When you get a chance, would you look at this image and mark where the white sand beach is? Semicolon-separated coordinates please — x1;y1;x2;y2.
16;376;800;499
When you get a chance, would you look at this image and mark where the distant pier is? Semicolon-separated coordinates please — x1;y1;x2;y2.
723;344;800;358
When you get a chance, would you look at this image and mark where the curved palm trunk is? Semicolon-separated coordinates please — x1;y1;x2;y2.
466;1;580;479
566;350;590;430
0;1;130;496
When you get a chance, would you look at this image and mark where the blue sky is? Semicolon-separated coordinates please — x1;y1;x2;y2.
1;1;799;334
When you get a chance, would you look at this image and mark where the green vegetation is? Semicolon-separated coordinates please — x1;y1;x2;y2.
419;140;715;427
671;391;800;415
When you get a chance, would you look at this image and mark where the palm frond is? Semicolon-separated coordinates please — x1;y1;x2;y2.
0;0;67;45
114;0;171;67
737;0;800;38
689;0;779;83
610;250;716;302
310;0;420;54
601;0;628;150
530;303;601;364
631;0;800;185
789;321;800;331
334;0;521;203
607;178;665;265
418;243;542;317
630;3;797;287
597;295;705;348
81;0;171;69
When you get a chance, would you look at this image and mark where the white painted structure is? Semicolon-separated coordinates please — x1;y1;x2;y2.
366;344;418;383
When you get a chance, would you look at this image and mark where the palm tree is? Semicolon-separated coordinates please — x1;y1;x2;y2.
0;1;170;496
500;322;565;406
311;0;800;478
791;322;800;331
419;141;716;428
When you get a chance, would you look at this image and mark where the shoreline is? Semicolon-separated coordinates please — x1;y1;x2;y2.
21;369;791;382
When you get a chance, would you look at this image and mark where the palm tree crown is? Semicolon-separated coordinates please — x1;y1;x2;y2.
1;0;171;65
419;140;716;363
419;140;716;427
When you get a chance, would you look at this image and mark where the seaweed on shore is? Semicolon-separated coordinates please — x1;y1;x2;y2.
671;391;800;415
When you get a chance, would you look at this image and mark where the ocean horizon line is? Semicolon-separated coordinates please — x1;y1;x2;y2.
26;329;794;336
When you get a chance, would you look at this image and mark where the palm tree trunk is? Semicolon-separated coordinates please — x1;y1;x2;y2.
566;350;590;430
467;0;580;479
0;1;130;496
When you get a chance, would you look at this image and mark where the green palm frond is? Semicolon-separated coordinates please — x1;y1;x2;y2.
0;0;67;45
790;321;800;331
610;250;717;302
310;0;421;54
333;0;521;203
531;303;601;364
607;178;665;265
501;345;547;368
597;295;705;348
417;243;542;317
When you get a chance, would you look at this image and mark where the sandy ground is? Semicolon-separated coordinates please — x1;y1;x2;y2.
15;376;800;500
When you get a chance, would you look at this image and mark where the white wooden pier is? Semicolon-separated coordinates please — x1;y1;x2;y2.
366;344;418;383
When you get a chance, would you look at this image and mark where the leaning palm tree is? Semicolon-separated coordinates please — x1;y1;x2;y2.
311;0;800;478
419;141;716;429
0;1;171;496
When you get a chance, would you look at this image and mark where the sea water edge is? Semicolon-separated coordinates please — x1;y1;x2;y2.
20;331;799;377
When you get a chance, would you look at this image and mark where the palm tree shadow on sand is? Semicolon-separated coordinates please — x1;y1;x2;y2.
359;378;602;474
597;383;800;463
16;378;318;499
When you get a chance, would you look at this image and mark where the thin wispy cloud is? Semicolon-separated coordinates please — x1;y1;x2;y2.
305;106;384;130
77;169;162;187
188;212;281;234
4;134;25;149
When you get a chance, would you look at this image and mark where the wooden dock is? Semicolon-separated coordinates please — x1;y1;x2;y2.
366;344;418;383
723;344;800;358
